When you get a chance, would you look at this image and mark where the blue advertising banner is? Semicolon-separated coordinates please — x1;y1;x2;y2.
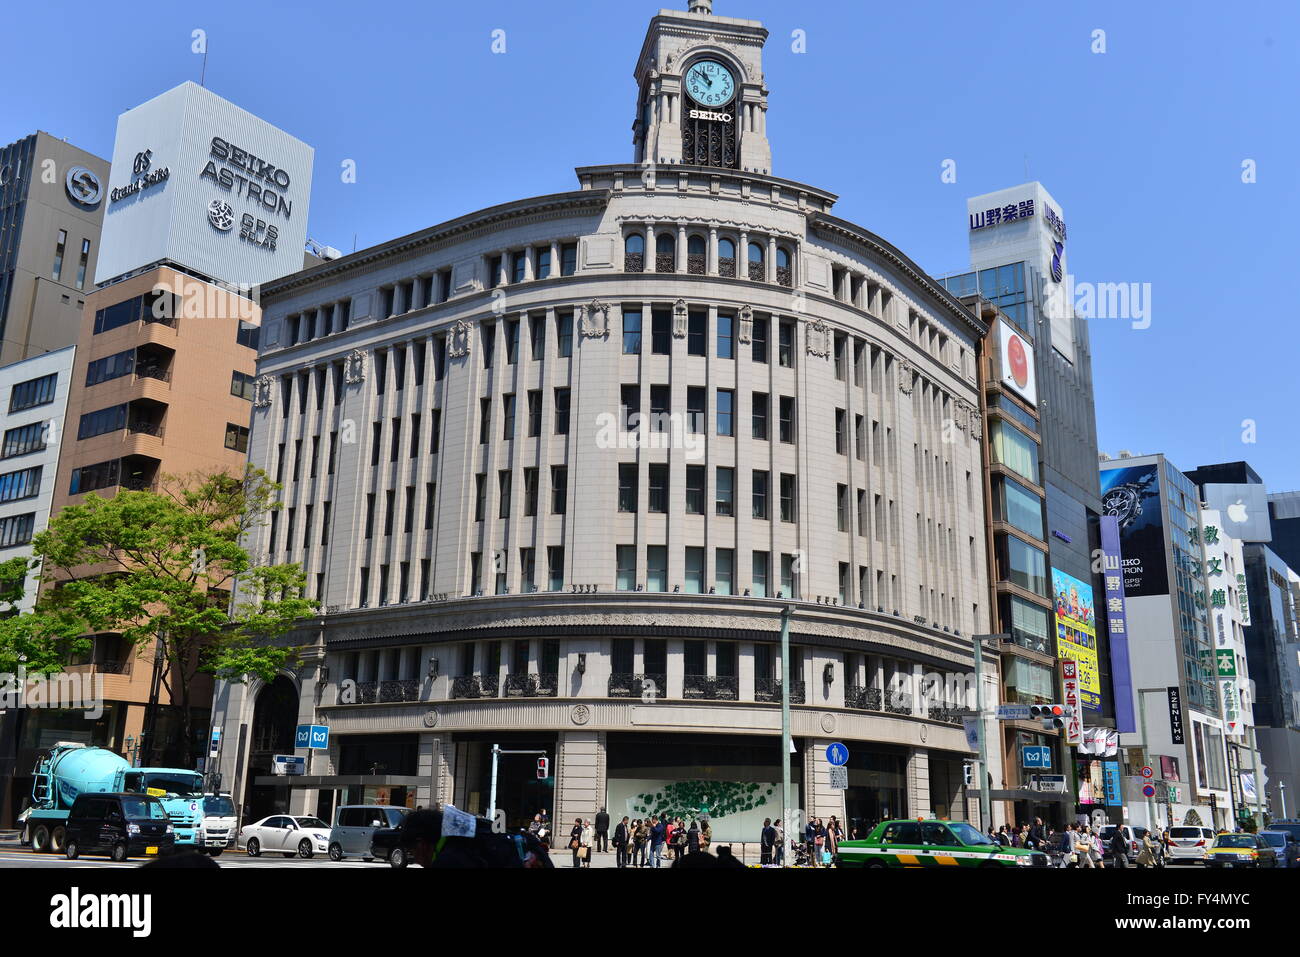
1100;515;1136;733
1103;761;1121;807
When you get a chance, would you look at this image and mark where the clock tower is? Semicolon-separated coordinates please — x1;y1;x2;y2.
633;1;772;174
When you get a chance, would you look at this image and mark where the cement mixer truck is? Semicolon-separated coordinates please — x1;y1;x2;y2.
22;743;238;855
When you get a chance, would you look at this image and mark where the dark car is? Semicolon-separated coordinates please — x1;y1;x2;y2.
1257;830;1300;868
370;823;410;868
64;792;175;862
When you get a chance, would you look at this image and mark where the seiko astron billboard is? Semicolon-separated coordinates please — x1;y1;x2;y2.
95;81;314;287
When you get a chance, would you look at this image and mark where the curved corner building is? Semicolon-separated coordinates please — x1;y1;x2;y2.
212;1;997;840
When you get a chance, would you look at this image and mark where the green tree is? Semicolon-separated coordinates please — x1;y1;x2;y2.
0;556;89;674
25;468;315;765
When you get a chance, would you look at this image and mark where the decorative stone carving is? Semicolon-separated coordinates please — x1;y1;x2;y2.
897;359;915;395
672;299;688;338
738;304;753;344
252;374;274;409
968;401;983;440
805;318;832;358
820;713;837;734
578;299;610;338
343;348;366;384
422;710;439;728
448;319;472;358
570;704;592;725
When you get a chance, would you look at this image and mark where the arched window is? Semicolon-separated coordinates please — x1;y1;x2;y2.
718;238;736;278
776;247;793;287
625;233;645;273
687;235;706;275
655;233;676;272
748;242;765;281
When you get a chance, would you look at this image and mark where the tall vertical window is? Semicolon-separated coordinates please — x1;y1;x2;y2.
548;546;565;590
523;468;538;516
534;246;552;279
752;551;770;597
527;391;542;437
502;393;516;439
684;547;705;594
716;389;734;437
647;546;668;592
651;309;671;354
618;463;638;512
557;312;573;357
717;312;734;359
751;315;768;363
616;546;637;591
778;320;794;367
475;474;487;522
835;408;847;454
554;388;570;434
687;387;706;434
685;465;706;515
560;242;577;276
779;396;796;443
780;473;797;522
688;310;707;356
752;470;769;519
52;230;67;280
622;308;642;354
530;315;545;361
715;467;734;516
551;466;568;514
498;471;512;518
75;239;91;289
648;464;668;513
752;392;769;439
715;549;735;595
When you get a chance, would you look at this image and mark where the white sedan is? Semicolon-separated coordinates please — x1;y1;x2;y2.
239;815;332;859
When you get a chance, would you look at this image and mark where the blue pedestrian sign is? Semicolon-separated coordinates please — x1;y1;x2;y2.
296;724;330;750
1021;746;1051;769
826;742;849;767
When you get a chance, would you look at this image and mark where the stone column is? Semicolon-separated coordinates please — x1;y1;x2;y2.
676;223;687;274
707;226;719;276
767;235;777;284
907;748;932;819
555;730;602;833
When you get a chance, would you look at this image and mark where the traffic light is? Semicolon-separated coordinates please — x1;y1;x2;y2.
963;762;974;787
536;757;549;780
1030;704;1067;730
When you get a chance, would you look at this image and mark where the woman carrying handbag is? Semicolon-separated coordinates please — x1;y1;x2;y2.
569;819;584;868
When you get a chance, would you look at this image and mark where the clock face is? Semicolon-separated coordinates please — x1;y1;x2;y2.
685;60;736;107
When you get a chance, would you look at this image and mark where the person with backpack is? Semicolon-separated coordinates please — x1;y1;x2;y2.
686;819;700;855
1109;827;1129;868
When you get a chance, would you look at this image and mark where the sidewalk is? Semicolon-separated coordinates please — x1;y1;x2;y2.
555;843;773;868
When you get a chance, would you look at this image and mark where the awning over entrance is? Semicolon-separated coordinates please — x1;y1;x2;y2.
251;774;423;789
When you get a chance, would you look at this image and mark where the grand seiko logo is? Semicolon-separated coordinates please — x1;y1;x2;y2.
110;148;170;203
688;108;732;122
199;136;295;219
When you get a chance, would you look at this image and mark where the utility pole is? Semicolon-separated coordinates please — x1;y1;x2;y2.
780;604;793;862
489;744;548;830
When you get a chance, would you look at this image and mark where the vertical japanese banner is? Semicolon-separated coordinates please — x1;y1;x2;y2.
1061;659;1082;747
1099;516;1136;733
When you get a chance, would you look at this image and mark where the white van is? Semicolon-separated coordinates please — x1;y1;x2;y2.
1166;825;1216;863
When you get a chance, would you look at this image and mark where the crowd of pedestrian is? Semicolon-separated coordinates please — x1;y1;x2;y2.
989;816;1170;868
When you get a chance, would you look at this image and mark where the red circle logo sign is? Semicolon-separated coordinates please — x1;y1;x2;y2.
1007;333;1030;389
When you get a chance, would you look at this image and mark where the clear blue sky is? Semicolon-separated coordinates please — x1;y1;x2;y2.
5;0;1297;490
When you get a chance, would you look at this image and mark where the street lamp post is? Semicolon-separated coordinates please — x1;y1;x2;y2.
1280;782;1289;820
780;604;793;865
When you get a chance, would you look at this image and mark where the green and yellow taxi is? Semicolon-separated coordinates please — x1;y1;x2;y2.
836;819;1049;868
1202;832;1279;868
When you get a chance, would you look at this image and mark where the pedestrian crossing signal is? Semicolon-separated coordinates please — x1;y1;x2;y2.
537;757;549;779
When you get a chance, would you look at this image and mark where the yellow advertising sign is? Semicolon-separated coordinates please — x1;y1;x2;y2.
1052;568;1100;709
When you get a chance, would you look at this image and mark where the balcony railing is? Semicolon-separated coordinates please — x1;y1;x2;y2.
450;675;500;699
755;677;806;703
624;252;644;273
135;366;171;382
927;703;964;726
68;659;132;675
748;261;765;281
380;679;422;702
884;695;912;716
655;253;675;273
776;266;793;287
718;257;736;278
120;477;157;492
504;673;558;698
127;421;164;438
683;674;739;701
687;253;706;276
607;673;667;699
845;684;883;712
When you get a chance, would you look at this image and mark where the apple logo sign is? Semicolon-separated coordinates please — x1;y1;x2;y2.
1227;499;1249;524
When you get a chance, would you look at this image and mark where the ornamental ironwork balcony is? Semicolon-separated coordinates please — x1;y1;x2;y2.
625;253;644;273
718;257;736;278
845;684;883;711
687;253;706;276
927;703;963;726
504;673;559;698
451;675;500;699
655;253;676;273
355;681;378;704
135;366;171;382
776;266;793;287
884;694;912;716
127;420;164;438
748;261;765;281
683;674;739;701
379;679;422;703
607;672;667;699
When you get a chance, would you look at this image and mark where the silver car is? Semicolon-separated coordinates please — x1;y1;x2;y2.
328;805;409;861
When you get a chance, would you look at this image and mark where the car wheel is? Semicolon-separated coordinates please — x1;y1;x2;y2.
65;841;79;860
390;847;407;869
864;859;888;869
110;842;128;863
50;826;66;853
30;824;50;853
328;842;343;862
246;837;261;858
298;840;313;859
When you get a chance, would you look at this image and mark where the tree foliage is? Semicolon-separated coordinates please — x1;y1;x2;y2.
13;468;315;763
